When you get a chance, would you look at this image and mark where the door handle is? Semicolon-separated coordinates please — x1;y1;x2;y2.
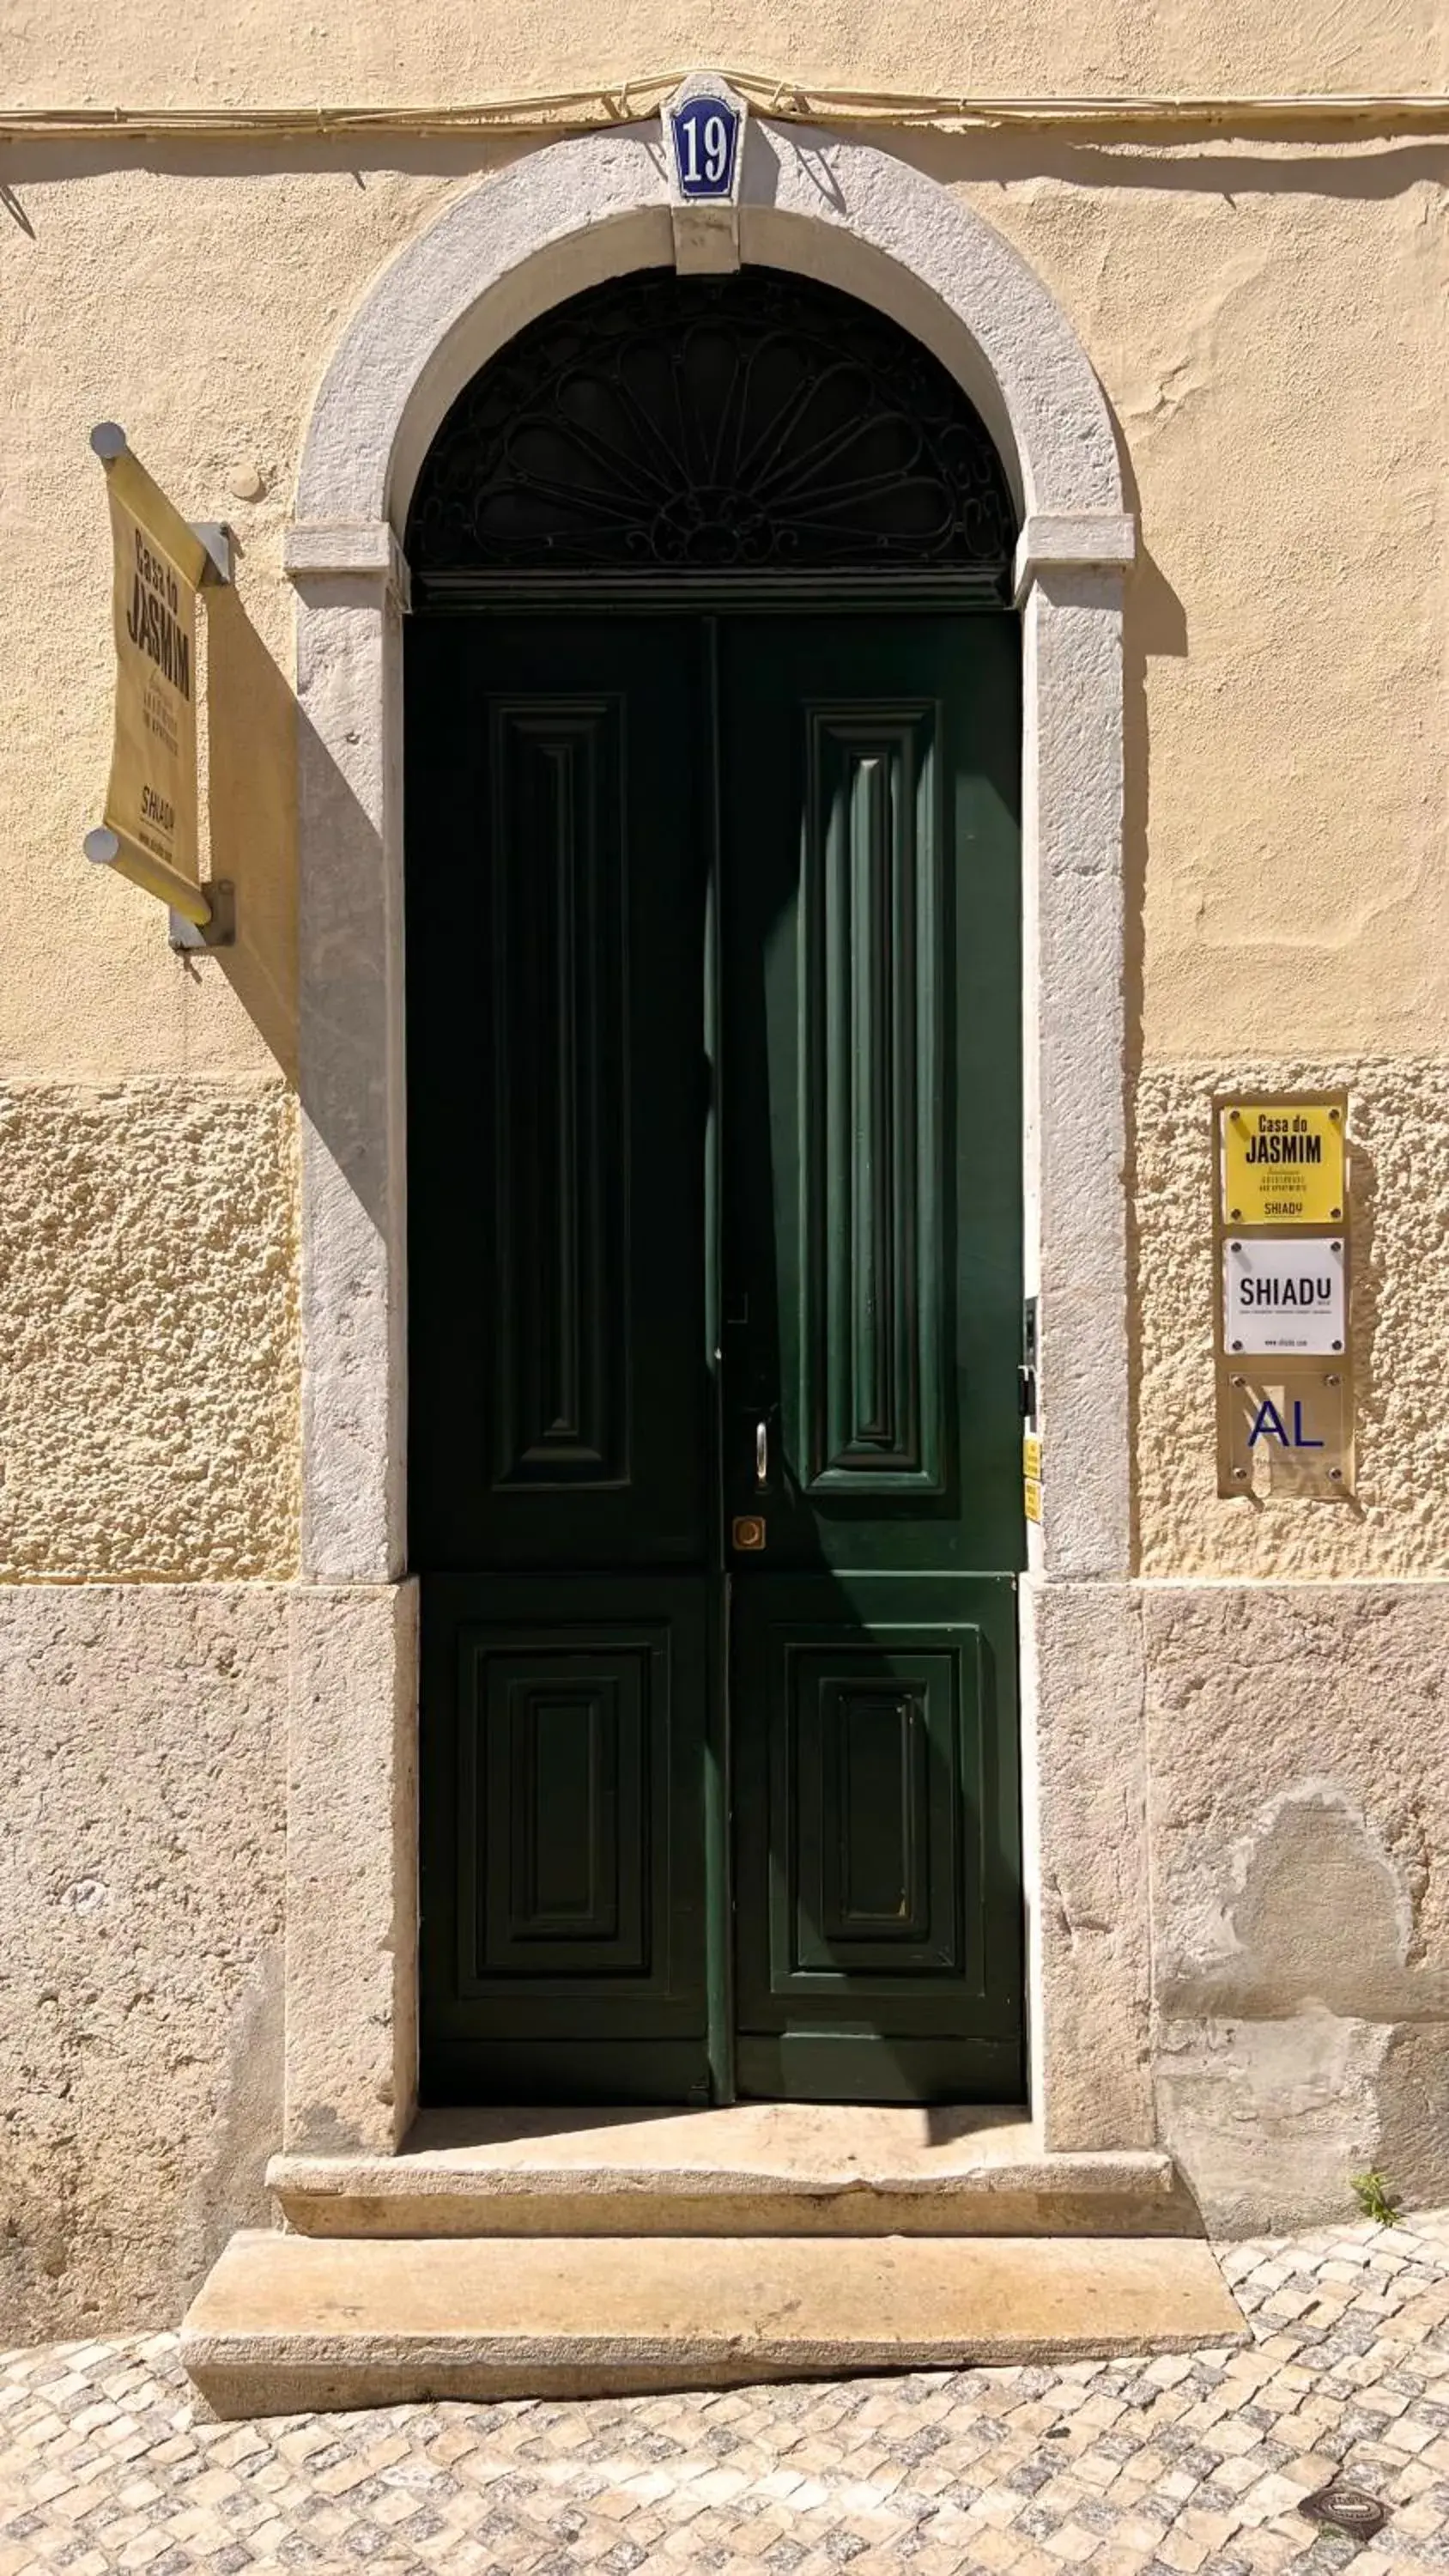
755;1419;769;1488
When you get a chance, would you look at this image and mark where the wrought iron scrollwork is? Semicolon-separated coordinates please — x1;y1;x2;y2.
406;268;1017;593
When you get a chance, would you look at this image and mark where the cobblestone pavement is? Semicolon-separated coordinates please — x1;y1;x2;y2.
6;2214;1449;2574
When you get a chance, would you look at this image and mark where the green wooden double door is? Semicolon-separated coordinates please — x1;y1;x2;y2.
408;609;1024;2106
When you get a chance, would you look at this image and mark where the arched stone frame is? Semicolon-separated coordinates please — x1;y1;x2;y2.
281;119;1149;2165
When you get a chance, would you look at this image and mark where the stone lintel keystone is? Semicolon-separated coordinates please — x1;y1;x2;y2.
664;73;749;274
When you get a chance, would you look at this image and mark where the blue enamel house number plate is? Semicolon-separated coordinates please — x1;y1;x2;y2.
670;93;741;199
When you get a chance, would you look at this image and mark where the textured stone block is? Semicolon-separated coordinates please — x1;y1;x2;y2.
0;1584;289;2341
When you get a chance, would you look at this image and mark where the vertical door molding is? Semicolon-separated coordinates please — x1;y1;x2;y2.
1016;519;1136;1580
283;1580;419;2154
285;522;410;1587
1014;514;1151;2151
282;525;418;2149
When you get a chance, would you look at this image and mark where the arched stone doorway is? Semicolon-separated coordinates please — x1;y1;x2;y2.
404;264;1024;2106
281;119;1142;2159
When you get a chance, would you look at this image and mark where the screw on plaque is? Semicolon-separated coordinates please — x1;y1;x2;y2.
1297;2479;1387;2541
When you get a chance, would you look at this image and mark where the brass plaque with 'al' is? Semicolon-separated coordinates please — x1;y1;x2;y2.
1219;1370;1353;1498
1222;1101;1344;1225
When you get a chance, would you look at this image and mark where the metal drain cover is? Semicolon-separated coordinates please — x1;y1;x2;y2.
1298;2477;1389;2539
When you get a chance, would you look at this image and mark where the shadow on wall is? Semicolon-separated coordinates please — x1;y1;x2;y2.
1155;1789;1449;2233
203;558;299;1081
894;128;1449;206
1115;422;1189;1575
192;1942;286;2279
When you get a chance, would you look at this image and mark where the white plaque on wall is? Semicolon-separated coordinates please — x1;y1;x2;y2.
1222;1236;1346;1356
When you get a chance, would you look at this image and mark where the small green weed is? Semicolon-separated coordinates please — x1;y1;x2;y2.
1349;2170;1401;2227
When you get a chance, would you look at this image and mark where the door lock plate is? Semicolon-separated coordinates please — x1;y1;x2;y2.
731;1514;767;1552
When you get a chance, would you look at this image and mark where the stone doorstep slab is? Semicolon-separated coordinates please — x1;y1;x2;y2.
183;2231;1246;2417
269;2105;1190;2239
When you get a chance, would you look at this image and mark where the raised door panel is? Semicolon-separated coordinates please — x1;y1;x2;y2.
803;704;943;1493
421;1575;710;2104
471;1648;647;1977
406;617;708;1571
794;1649;963;1973
733;1575;1022;2104
487;702;627;1493
719;613;1022;1576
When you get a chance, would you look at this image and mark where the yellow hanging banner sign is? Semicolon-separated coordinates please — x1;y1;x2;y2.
1221;1100;1346;1227
88;426;215;925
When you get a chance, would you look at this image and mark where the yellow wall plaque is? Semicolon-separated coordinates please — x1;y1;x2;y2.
1022;1435;1042;1484
1023;1477;1042;1525
93;433;211;908
1222;1102;1344;1226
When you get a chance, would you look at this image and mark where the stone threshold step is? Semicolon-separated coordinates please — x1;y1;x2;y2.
184;2230;1245;2416
269;2105;1192;2239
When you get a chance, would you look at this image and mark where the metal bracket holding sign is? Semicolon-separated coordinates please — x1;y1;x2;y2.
664;73;748;274
83;422;235;948
1213;1092;1354;1498
165;878;237;952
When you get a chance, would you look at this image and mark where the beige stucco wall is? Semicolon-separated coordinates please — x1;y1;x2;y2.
0;1080;298;1580
8;1;1446;106
3;64;1449;2334
1137;1062;1449;1576
3;132;1446;1576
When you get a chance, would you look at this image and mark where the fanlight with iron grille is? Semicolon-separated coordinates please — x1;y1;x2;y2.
406;267;1017;595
